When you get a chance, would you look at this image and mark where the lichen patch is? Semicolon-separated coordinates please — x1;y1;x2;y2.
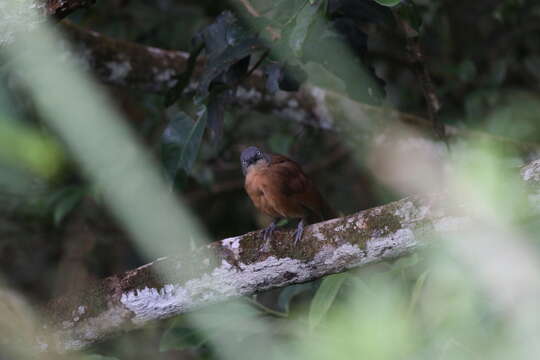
105;61;132;82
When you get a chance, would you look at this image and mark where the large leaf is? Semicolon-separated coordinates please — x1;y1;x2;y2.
407;271;429;315
195;11;262;97
289;0;324;57
160;301;268;352
160;318;207;351
277;283;314;313
308;272;348;330
198;38;259;97
302;16;385;103
206;90;230;143
177;107;207;173
49;186;86;226
164;43;204;107
161;106;207;186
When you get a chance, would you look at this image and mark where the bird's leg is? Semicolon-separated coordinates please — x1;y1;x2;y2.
261;219;279;252
293;218;305;246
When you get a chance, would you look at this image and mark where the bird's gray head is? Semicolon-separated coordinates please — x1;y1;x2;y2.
240;146;271;175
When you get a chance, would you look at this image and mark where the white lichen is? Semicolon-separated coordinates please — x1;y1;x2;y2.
521;160;540;182
119;227;418;326
105;61;132;82
309;87;334;129
222;236;242;258
154;68;177;87
433;216;470;232
236;86;262;104
58;306;132;352
394;201;430;224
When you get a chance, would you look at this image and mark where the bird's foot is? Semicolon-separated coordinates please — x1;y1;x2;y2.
261;220;278;252
293;219;305;246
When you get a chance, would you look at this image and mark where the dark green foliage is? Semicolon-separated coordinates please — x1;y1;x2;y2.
47;185;86;226
165;11;264;146
3;1;540;359
161;108;207;188
166;0;392;151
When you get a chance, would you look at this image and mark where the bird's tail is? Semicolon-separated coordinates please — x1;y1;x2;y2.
320;197;338;221
306;194;337;223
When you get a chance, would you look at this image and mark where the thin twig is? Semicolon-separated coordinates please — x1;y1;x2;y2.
238;0;262;17
245;50;270;81
235;0;281;40
393;10;445;141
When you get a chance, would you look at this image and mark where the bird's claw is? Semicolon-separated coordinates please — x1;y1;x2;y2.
293;219;305;246
261;221;277;251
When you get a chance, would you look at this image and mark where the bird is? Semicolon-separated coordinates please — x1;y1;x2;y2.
240;146;336;250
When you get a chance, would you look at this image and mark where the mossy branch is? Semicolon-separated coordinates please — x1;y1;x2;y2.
41;155;540;353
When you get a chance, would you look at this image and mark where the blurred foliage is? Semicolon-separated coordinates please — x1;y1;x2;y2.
1;0;540;360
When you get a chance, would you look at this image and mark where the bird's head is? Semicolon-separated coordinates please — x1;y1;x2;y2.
240;146;271;175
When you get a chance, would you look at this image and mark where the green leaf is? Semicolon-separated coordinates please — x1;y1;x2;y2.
289;0;324;57
197;37;260;97
164;44;204;107
161;106;207;185
372;0;403;7
52;187;85;226
160;318;207;352
195;12;263;97
309;273;348;330
177;106;207;174
268;133;294;154
161;301;268;352
0;119;64;178
277;283;314;313
407;271;429;316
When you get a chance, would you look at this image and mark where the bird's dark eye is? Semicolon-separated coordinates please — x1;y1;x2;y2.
256;151;261;156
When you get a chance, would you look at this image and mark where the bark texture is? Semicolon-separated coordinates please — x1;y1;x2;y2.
59;22;539;153
46;0;96;20
42;195;459;352
40;157;540;353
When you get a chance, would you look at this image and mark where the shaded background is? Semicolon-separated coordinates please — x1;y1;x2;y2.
1;0;540;359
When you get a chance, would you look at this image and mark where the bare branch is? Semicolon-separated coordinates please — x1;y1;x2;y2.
237;0;262;17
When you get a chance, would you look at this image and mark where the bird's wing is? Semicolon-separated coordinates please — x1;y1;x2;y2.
270;154;334;220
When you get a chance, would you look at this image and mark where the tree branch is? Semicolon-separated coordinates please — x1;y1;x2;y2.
60;22;539;154
43;196;450;352
41;157;540;353
61;21;194;93
393;9;444;140
46;0;96;20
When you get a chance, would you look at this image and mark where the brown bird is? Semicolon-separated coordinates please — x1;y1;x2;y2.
240;146;335;250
